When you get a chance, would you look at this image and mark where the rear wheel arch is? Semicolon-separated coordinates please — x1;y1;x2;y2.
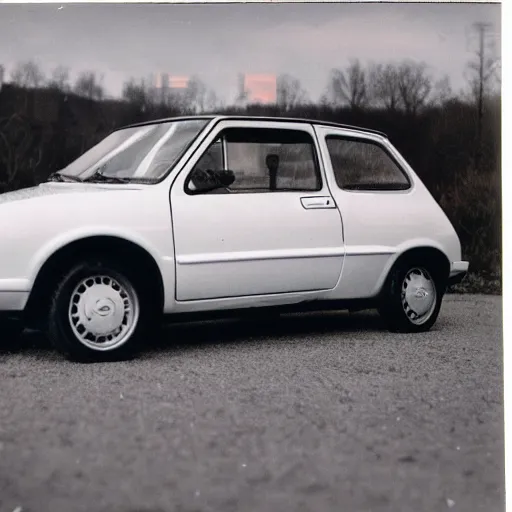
379;246;451;296
24;236;165;329
376;246;450;333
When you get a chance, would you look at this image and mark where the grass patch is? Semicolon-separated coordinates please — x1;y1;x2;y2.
447;271;502;295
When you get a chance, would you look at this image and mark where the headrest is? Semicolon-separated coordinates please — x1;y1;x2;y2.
265;154;279;172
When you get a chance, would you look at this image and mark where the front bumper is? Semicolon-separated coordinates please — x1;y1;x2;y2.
448;261;469;286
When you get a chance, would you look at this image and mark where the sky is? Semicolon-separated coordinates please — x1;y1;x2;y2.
0;2;501;104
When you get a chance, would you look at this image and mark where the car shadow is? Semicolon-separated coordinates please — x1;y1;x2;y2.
0;310;387;358
146;310;386;354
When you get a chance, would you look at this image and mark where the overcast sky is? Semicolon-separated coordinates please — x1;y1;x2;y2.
0;2;501;103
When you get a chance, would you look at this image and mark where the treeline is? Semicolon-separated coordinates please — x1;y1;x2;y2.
0;50;502;275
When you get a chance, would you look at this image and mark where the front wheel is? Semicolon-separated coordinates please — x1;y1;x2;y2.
378;261;445;333
47;259;157;362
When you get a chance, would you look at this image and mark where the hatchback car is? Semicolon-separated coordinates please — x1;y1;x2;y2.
0;115;468;361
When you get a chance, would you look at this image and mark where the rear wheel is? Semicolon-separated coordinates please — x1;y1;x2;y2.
378;260;446;333
47;258;158;362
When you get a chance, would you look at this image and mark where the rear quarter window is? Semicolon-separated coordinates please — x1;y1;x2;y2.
325;136;411;191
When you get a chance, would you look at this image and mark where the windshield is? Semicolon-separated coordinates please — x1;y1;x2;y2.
59;119;209;182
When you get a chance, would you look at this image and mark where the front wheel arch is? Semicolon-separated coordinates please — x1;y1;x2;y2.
23;236;165;330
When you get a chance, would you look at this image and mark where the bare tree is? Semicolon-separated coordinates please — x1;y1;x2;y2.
122;75;217;115
122;78;151;111
159;83;180;109
368;63;401;111
396;60;432;115
0;114;43;192
204;90;220;112
276;74;308;111
47;66;70;91
235;73;249;107
141;76;169;108
430;75;454;107
74;71;104;100
180;76;204;113
184;76;218;113
465;22;500;172
325;59;368;110
10;61;46;88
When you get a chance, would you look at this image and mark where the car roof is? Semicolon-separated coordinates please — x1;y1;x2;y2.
119;115;388;138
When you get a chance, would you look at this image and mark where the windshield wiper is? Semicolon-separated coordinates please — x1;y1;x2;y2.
83;171;132;184
47;172;83;183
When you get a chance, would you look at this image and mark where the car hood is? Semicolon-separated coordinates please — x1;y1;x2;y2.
0;182;140;206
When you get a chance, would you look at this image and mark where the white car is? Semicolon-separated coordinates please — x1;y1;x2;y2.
0;115;469;361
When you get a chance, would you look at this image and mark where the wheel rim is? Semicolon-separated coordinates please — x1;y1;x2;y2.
68;274;139;351
401;267;437;325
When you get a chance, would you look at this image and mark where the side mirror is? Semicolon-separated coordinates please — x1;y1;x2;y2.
188;168;236;194
215;169;236;187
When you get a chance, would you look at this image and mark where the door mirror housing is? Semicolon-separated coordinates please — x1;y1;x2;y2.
187;169;236;194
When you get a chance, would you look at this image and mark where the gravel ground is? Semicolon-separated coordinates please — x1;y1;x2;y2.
0;294;504;512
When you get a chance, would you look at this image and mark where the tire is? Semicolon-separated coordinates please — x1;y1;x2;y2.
378;259;446;333
47;257;159;362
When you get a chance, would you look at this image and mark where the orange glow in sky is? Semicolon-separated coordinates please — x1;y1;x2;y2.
169;76;189;89
244;74;276;103
154;73;190;89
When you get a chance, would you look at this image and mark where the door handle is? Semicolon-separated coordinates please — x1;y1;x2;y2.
300;196;336;209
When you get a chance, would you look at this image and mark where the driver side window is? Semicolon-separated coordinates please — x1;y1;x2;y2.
185;127;321;195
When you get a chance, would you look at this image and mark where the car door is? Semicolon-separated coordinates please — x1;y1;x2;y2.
169;119;345;302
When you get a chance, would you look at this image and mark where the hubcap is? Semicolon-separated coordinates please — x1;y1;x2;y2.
401;267;437;325
68;274;139;351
